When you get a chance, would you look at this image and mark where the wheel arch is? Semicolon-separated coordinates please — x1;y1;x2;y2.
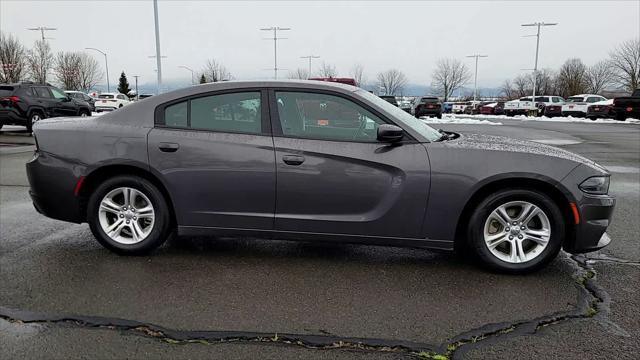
78;164;177;226
454;176;576;252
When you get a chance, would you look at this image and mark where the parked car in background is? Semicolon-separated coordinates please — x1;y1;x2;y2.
0;82;92;132
452;101;473;114
412;96;442;118
504;96;563;116
397;98;413;113
27;80;615;273
612;89;640;120
479;102;505;115
138;94;154;100
65;91;96;112
380;95;398;106
587;99;615;120
561;94;607;117
464;101;493;115
95;93;130;112
442;102;454;114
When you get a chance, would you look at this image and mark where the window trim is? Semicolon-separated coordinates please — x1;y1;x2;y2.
154;88;271;135
267;88;417;144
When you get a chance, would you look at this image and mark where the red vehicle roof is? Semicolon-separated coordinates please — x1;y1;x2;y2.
308;77;357;86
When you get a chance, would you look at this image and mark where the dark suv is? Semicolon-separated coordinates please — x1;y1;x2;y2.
0;82;92;132
412;97;442;118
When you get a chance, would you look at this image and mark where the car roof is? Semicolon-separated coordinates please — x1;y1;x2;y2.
569;94;600;98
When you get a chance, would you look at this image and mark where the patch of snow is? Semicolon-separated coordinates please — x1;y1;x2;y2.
530;139;582;145
421;115;502;125
448;114;640;124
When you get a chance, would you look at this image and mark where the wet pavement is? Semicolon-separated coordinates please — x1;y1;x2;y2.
1;120;638;359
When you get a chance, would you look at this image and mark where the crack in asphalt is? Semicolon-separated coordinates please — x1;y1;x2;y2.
0;253;628;359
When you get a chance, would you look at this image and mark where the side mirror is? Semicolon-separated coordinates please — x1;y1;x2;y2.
377;124;404;142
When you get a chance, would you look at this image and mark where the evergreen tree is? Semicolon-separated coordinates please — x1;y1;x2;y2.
117;71;131;95
199;74;207;84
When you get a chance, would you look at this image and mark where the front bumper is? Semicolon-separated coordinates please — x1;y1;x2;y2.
564;193;615;253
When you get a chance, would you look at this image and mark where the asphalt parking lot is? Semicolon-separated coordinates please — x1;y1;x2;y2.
1;119;638;359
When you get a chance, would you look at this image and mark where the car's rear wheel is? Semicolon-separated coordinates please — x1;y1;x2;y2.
87;175;172;255
467;189;564;273
27;111;43;133
79;109;91;117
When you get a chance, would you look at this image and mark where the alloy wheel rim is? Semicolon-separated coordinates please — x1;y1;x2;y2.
32;114;41;122
98;187;155;244
483;201;551;264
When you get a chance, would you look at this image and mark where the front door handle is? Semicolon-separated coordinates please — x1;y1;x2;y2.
158;142;180;152
282;155;305;166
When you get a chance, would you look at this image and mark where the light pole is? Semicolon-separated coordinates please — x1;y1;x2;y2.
178;66;195;85
152;0;163;94
466;54;488;103
300;55;320;79
85;47;110;92
133;75;140;100
522;22;557;115
260;27;291;79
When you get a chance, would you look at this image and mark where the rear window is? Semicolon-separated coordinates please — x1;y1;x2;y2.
566;97;584;103
421;97;439;103
98;94;114;99
0;86;15;97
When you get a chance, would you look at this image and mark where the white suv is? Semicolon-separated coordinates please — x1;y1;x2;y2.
561;94;607;117
95;93;130;112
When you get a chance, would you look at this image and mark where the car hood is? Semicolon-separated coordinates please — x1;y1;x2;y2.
445;132;603;170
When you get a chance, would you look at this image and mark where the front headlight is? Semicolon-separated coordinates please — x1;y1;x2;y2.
579;176;610;195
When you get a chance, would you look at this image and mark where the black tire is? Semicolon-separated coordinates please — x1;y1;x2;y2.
87;175;172;255
615;112;626;121
466;189;564;274
27;111;43;133
437;113;442;119
119;104;123;108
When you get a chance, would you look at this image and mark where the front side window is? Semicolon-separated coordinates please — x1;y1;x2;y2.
275;91;385;142
190;92;261;134
50;88;67;99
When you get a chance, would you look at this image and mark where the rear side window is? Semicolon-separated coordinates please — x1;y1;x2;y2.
190;92;261;134
34;87;52;98
0;86;15;97
164;101;188;127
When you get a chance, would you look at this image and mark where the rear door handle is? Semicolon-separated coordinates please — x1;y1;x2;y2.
282;155;305;166
158;142;180;152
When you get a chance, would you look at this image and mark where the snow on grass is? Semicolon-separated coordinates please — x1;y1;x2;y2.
449;113;640;124
420;115;502;125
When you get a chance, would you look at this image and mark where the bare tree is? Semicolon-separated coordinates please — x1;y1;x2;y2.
350;63;366;87
377;69;407;95
76;53;102;91
317;61;337;78
512;74;530;98
500;79;515;99
556;58;588;97
431;58;471;101
585;60;614;94
535;68;557;96
202;58;232;82
288;68;309;80
0;32;27;83
609;38;640;92
53;51;81;90
27;40;53;84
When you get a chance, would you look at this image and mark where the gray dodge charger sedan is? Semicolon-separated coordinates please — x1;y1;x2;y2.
26;80;615;273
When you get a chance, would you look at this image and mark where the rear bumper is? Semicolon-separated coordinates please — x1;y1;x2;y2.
26;151;85;223
562;110;586;117
564;194;616;253
0;110;28;126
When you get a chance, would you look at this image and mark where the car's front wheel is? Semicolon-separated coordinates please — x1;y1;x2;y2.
467;189;564;273
87;175;172;255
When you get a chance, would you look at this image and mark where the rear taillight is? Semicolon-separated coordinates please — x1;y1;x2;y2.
1;96;20;105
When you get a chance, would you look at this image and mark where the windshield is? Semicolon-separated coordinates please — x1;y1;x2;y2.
356;90;442;142
566;97;584;103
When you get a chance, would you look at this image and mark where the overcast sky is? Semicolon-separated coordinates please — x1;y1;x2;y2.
1;0;638;88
